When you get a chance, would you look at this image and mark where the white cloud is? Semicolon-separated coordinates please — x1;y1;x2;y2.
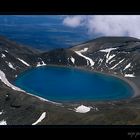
63;16;86;27
63;15;140;39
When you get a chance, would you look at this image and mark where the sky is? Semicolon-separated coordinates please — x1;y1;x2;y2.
0;15;90;50
62;15;140;39
1;15;140;39
0;15;140;50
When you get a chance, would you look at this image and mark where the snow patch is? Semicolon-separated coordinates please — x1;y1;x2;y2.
1;54;6;58
76;48;88;53
99;58;103;63
70;57;75;64
124;73;135;77
0;110;3;115
6;62;16;70
6;94;9;97
94;107;99;111
17;58;30;66
75;105;91;113
36;61;46;67
0;120;7;125
32;112;46;125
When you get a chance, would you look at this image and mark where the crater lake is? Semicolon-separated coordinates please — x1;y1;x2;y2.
14;66;134;102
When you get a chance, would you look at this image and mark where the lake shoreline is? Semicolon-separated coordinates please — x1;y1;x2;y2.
14;64;140;102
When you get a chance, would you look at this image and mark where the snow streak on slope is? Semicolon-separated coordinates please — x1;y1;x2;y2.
17;58;30;66
0;70;24;91
32;112;46;125
110;59;125;70
70;57;75;64
0;70;61;105
6;62;16;70
75;48;95;66
0;110;3;115
99;48;117;63
1;54;6;58
124;63;131;71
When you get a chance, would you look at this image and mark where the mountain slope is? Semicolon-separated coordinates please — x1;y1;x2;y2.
0;36;140;125
70;37;140;77
1;36;140;80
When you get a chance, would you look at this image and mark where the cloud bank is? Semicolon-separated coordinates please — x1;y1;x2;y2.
63;15;140;38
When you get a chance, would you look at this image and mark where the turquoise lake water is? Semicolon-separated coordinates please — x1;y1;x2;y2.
14;66;134;102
